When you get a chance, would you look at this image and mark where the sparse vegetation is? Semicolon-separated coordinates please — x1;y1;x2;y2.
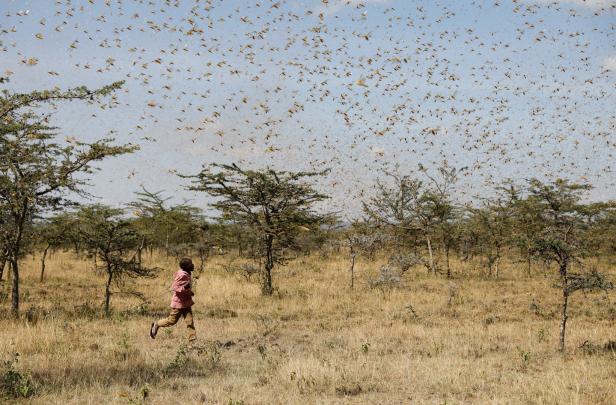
0;250;615;403
1;1;615;403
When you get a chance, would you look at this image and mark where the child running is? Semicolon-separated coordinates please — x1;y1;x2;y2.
150;257;196;342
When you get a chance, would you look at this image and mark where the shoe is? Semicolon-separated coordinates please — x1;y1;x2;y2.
150;322;159;339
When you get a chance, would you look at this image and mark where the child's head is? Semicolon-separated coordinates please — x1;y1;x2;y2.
179;257;194;272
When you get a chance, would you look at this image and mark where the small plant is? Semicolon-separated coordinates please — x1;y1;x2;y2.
576;340;616;356
125;303;150;317
335;382;362;397
122;383;151;405
139;384;150;401
241;263;260;280
447;282;461;306
193;341;223;370
431;342;444;356
112;331;135;362
254;314;279;337
537;328;546;343
25;305;47;324
388;254;421;274
1;353;36;399
166;341;222;375
518;348;531;369
73;301;99;320
370;266;401;298
165;343;191;375
361;342;370;354
529;301;542;316
257;344;267;360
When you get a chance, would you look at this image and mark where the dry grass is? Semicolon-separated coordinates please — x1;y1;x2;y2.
1;251;615;404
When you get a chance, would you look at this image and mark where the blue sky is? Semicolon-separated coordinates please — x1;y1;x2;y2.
1;0;614;215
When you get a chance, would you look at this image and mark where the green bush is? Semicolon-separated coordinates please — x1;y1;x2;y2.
1;353;36;399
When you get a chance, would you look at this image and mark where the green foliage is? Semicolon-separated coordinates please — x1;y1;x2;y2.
187;163;331;295
527;178;591;271
537;328;546;342
525;179;614;350
129;187;205;256
363;165;460;274
37;213;76;249
517;348;531;369
75;204;158;315
199;341;223;370
0;82;136;314
112;331;135;362
164;342;222;376
1;353;35;399
165;343;192;375
467;195;512;277
361;342;370;354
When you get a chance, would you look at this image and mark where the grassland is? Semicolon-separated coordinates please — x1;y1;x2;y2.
1;251;615;404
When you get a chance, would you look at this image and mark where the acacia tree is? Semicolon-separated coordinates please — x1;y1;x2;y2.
505;184;542;276
362;172;428;266
470;197;512;278
345;222;387;289
186;163;329;295
528;179;613;351
419;165;460;276
129;187;202;259
0;203;10;281
37;212;76;282
0;81;137;315
76;205;158;315
363;166;459;275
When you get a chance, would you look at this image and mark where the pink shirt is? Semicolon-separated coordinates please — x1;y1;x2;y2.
170;269;194;309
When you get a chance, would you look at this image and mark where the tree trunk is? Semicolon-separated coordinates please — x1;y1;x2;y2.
261;235;274;295
40;244;51;282
136;237;146;268
10;212;26;315
426;235;435;273
104;269;113;316
445;246;451;278
10;258;19;317
349;252;356;289
0;250;6;281
559;284;569;352
558;260;570;352
486;255;492;277
198;250;206;272
494;245;501;279
526;249;532;277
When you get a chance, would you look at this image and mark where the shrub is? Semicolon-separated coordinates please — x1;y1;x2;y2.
25;305;47;324
165;344;191;375
388;254;421;273
370;266;401;298
192;341;223;370
1;353;36;399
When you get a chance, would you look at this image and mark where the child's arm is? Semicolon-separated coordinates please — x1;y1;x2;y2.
172;273;193;295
